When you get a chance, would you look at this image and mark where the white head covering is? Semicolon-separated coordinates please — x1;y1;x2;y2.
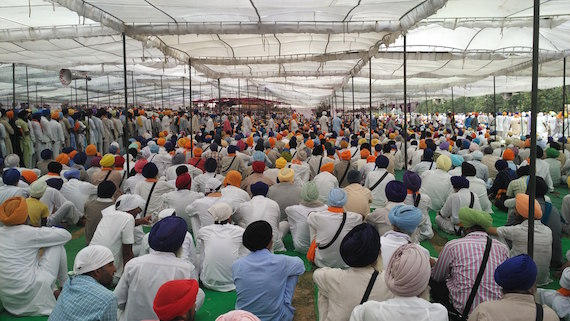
561;267;570;289
73;245;114;275
158;208;176;220
115;194;146;212
205;178;222;193
208;202;232;222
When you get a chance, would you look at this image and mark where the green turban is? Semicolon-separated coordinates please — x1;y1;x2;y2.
458;207;493;229
301;181;319;202
546;147;560;159
281;151;292;162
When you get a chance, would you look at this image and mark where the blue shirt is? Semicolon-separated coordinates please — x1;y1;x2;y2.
232;249;305;321
332;117;342;134
49;275;117;321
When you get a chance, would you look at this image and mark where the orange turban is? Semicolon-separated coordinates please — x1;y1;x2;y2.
525;140;531;148
51;112;60;120
0;197;28;226
367;155;376;163
360;149;370;159
340;140;349;149
268;137;276;147
419;139;427;150
56;153;70;165
339;130;344;136
21;170;38;184
340;150;351;161
68;150;78;160
276;133;283;140
320;163;334;173
502;148;515;161
6;111;14;119
291;159;302;165
515;194;542;219
193;148;203;157
85;144;97;156
223;170;242;187
305;140;314;149
246;136;254;147
157;138;166;147
178;138;187;148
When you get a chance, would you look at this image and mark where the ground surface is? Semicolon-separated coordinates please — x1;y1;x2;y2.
2;170;568;321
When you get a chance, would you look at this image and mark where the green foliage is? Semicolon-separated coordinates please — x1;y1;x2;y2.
415;86;567;114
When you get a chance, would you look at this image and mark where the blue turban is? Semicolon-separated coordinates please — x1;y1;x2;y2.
2;169;20;186
351;139;358;147
403;170;421;192
462;139;471;150
385;181;407;203
109;145;119;155
473;138;481;145
388;204;423;234
451;176;469;190
46;178;64;190
41;149;53;160
63;169;80;180
422;148;434;161
251;151;265;162
375;155;389;169
62;147;74;154
439;141;450;151
41;109;50;117
210;142;219;152
347;170;362;184
494;254;537;291
495;160;508;171
164;142;174;152
450;154;464;167
73;152;87;165
328;188;347;207
150;144;159;154
250;181;269;197
149;216;187;253
142;162;159;178
228;145;237;154
340;223;380;267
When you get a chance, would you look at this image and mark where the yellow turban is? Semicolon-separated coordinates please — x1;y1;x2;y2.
278;168;294;182
275;157;287;169
100;154;115;168
436;154;452;171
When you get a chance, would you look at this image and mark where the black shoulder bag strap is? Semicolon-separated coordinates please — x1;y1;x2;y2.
461;236;492;319
469;192;475;209
222;156;236;173
413;193;422;207
143;181;158;217
103;170;112;182
292;150;297;158
351;148;358;158
370;172;389;191
360;270;380;304
338;162;350;185
119;171;127;188
535;303;543;321
318;212;347;250
429;161;434;170
316;156;324;174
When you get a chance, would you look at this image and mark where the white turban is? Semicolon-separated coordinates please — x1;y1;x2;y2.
215;310;261;321
115;194;146;212
208;202;232;223
158;208;176;220
205;178;222;193
73;245;114;275
561;267;570;289
384;243;430;297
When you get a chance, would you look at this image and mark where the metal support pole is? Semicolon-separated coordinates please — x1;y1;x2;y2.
189;59;193;157
351;76;355;130
182;77;185;108
35;84;38;106
527;0;540;258
451;87;455;128
238;78;241;122
217;78;222;115
369;58;372;140
160;75;164;109
403;35;408;169
131;71;136;107
342;87;345;115
425;91;428;115
122;33;130;174
493;76;497;135
75;79;78;107
26;66;29;106
12;63;16;109
107;75;111;107
563;57;567;150
86;78;89;108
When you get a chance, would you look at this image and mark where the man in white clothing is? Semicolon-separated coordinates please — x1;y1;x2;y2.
436;176;482;234
237;182;286;251
312;162;339;204
420;154;453;211
161;172;205;232
60;169;97;216
219;170;251;213
115;216;205;321
186;178;223;232
461;162;493;213
520;146;555;191
191;158;225;193
0;197;71;316
134;162;175;221
196;202;247;291
364;155;395;209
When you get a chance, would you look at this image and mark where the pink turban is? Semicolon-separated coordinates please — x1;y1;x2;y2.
215;310;261;321
384;243;430;297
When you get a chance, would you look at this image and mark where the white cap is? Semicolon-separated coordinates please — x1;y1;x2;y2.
561;267;570;289
158;208;176;220
115;194;146;212
208;202;233;222
73;245;114;275
205;178;222;193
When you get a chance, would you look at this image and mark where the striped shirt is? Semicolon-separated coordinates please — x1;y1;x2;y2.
431;231;509;314
506;175;528;197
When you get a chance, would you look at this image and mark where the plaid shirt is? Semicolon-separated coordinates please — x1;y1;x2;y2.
506;175;528;197
431;232;510;314
49;275;117;321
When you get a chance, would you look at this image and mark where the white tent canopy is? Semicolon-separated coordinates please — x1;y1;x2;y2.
0;0;569;108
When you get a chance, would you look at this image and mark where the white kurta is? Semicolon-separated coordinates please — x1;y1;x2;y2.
161;189;205;232
192;172;225;193
219;185;251;213
466;177;493;213
196;224;248;292
140;231;199;275
419;169;452;211
134;179;176;220
350;296;448;321
0;225;71;316
364;168;395;208
59;179;98;215
186;196;220;232
285;203;328;253
237;195;284;251
313;172;339;204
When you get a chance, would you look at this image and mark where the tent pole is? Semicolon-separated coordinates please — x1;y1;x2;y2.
246;79;249;118
132;71;136;107
12;63;15;109
160;75;164;109
528;0;541;258
563;57;567;151
86;78;89;109
107;75;111;107
35;84;38;106
75;79;78;107
493;75;497;139
26;66;29;106
369;57;372;141
342;87;345;115
352;76;355;130
238;78;241;125
451;87;455;129
218;78;222;115
403;35;408;169
334;92;338;117
182;76;185;108
122;33;130;174
189;58;193;157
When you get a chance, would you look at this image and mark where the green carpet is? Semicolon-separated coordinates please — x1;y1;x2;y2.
1;176;569;321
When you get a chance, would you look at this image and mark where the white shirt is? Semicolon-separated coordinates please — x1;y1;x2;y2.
521;158;555;191
123;173;145;194
364;168;395;208
263;168;280;184
114;251;203;321
308;210;363;269
350;297;448;321
90;210;135;278
0;225;71;316
192;172;224;193
161;189;205;231
286;203;328;253
219;185;251;213
307;156;335;179
165;164;203;182
440;188;482;225
186;196;220;232
403;193;434;242
380;231;430;270
134;179;175;219
537;289;570;320
412;161;436;178
466;176;493;213
59;179;97;215
140;231;199;275
237;195;285;251
420;169;452;211
196;224;248;291
313;172;339;204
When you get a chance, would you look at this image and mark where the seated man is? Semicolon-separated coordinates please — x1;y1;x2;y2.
84;181;117;245
49;246;117;321
380;205;426;269
313;223;394;321
232;220;305;321
0;197;71;316
153;280;200;321
436;176;481;235
469;254;559;321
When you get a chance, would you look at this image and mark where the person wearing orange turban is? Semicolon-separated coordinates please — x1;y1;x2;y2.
320;162;334;173
223;170;243;188
21;170;38;184
86;144;97;156
55;153;70;166
334;150;357;188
